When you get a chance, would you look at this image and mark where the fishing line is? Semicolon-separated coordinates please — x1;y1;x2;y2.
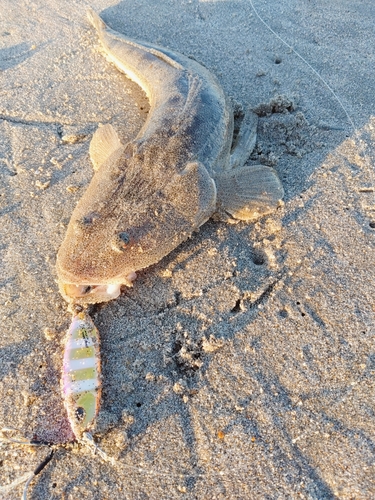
248;0;357;135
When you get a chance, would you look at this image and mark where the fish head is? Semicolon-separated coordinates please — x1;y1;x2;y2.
56;192;161;304
56;165;186;304
56;202;169;305
56;143;216;304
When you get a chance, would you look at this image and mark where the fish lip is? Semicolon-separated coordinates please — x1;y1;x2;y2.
56;262;137;303
55;263;119;303
56;259;126;287
59;283;122;304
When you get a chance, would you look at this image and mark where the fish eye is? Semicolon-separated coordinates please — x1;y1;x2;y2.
118;232;130;245
75;406;86;421
111;231;131;252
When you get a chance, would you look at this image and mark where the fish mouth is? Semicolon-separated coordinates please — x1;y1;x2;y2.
58;272;137;304
59;283;122;304
65;283;121;300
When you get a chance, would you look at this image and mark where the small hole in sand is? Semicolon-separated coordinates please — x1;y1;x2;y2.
275;57;282;64
252;251;265;265
231;299;242;313
369;222;375;228
136;402;142;407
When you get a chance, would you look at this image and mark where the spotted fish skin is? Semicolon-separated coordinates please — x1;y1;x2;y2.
61;312;101;439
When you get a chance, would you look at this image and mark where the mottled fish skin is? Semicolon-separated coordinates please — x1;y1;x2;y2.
56;9;283;304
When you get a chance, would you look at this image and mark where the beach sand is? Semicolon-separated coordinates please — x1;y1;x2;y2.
1;0;375;498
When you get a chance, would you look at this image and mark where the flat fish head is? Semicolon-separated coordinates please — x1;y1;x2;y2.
56;212;165;305
56;157;197;304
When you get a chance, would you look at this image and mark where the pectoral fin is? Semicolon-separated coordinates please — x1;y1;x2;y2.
89;124;123;171
215;165;284;221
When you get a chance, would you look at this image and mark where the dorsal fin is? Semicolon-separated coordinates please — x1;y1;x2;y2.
89;124;123;171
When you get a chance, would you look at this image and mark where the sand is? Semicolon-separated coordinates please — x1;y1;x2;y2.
1;0;375;498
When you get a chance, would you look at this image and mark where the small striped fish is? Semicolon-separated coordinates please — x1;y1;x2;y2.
61;311;101;439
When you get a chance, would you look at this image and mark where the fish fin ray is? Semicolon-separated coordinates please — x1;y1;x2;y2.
216;165;284;221
89;124;123;171
230;110;258;169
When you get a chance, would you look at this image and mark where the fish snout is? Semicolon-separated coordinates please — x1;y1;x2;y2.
60;283;122;304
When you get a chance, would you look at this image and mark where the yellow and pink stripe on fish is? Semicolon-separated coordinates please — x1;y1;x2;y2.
61;311;101;439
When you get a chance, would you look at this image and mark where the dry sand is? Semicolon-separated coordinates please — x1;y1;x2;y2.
1;0;375;498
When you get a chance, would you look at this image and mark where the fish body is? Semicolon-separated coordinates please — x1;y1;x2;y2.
56;9;283;304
